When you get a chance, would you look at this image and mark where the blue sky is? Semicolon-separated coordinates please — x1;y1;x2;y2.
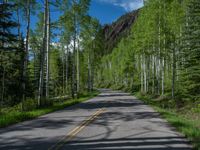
89;0;144;24
23;0;143;36
90;0;143;24
46;0;143;25
89;0;126;25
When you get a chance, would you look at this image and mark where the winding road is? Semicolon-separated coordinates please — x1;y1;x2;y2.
0;89;192;150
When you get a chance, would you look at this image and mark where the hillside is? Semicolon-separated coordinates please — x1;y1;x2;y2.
103;9;140;53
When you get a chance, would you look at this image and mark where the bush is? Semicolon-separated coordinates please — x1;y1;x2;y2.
22;99;38;111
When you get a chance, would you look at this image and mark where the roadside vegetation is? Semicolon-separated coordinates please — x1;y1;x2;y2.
0;91;99;128
136;93;200;150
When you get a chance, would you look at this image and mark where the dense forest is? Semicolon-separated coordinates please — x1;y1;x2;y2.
96;0;200;106
0;0;104;111
0;0;200;111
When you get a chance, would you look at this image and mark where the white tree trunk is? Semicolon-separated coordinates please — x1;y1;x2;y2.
65;45;69;94
140;55;143;92
76;38;80;96
46;1;50;98
62;46;65;95
161;58;165;95
157;0;161;95
38;0;48;105
144;55;147;93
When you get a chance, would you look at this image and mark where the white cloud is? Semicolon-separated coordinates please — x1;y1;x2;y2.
97;0;144;12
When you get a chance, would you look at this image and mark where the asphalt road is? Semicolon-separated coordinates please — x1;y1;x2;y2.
0;89;192;150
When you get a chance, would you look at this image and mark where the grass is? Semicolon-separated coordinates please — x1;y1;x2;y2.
0;91;99;128
136;93;200;150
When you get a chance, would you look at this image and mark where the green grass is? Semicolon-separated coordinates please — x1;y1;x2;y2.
136;93;200;150
0;91;99;128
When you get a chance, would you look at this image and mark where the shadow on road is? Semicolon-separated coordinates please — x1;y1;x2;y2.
66;136;191;150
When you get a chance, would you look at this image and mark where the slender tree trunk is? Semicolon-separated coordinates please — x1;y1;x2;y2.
33;52;37;99
161;58;165;95
146;49;149;93
172;41;176;99
65;45;69;94
144;55;147;93
72;30;76;99
62;46;65;95
152;43;155;94
76;38;80;97
22;0;30;110
140;55;143;92
157;0;162;95
88;47;92;92
1;66;5;113
46;2;50;98
1;1;5;113
161;0;166;96
38;0;48;106
155;56;158;94
88;53;91;91
91;42;95;91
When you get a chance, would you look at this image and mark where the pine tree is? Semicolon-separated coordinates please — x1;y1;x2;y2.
182;0;200;100
0;1;20;111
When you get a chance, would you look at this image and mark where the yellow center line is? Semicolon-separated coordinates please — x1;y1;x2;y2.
48;108;106;150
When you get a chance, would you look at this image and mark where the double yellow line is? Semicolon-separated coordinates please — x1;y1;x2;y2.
48;108;106;150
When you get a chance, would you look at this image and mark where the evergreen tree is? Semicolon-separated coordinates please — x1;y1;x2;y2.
182;0;200;100
0;1;22;111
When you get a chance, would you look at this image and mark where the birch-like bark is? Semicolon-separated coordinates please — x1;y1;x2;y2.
158;0;161;95
161;1;166;96
46;1;50;98
161;58;165;95
62;46;65;95
144;55;147;93
72;28;76;99
140;55;143;92
38;0;48;105
71;0;77;99
151;55;154;94
76;38;80;97
65;45;69;94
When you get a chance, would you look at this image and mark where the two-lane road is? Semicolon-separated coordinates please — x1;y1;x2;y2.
0;89;192;150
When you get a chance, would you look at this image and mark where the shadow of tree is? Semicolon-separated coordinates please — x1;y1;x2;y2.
65;136;191;150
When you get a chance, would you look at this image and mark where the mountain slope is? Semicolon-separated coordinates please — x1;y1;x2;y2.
103;9;140;53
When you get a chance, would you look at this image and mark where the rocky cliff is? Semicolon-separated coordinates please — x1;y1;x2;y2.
103;9;140;53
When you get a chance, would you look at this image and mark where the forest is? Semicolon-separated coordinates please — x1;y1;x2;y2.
0;0;199;131
0;0;104;112
97;0;200;105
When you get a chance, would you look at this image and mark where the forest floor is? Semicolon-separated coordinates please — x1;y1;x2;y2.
136;93;200;150
0;91;99;128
